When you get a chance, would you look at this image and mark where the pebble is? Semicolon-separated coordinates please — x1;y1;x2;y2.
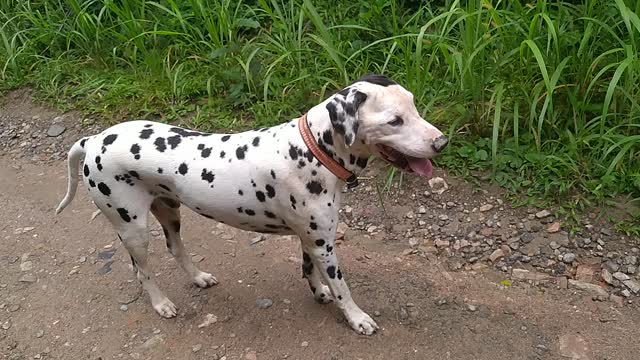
120;305;128;311
20;261;33;271
562;253;576;263
192;255;205;263
535;209;552;218
479;204;493;212
301;341;309;347
245;351;257;360
197;313;218;328
46;123;66;137
192;344;202;353
601;269;614;284
35;330;44;338
613;272;630;281
623;279;640;293
256;298;273;309
568;280;608;298
489;249;505;262
18;274;37;283
467;304;478;312
8;304;20;312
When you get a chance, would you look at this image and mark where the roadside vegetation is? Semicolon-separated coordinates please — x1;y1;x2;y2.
1;0;639;228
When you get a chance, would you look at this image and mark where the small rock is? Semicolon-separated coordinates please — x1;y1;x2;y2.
336;222;349;240
558;276;568;289
428;177;448;194
245;351;257;360
8;304;20;312
489;249;505;262
1;321;10;330
435;239;450;248
46;123;66;137
622;279;640;294
601;269;614;284
479;204;494;212
547;222;562;233
301;341;309;347
35;330;44;338
418;206;426;214
438;214;449;221
568;280;608;298
549;241;561;250
512;269;551;281
18;274;37;283
197;313;218;328
563;253;576;264
250;235;266;246
535;210;552;219
192;344;202;353
621;289;631;297
120;305;128;312
613;272;630;281
192;255;205;263
467;304;477;312
558;334;591;360
256;298;273;309
20;261;33;272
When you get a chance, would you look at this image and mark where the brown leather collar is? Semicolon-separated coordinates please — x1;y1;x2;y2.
298;114;359;188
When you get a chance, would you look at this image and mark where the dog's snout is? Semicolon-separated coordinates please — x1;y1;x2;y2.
431;135;449;153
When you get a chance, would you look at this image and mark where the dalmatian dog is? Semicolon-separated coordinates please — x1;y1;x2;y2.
56;74;448;335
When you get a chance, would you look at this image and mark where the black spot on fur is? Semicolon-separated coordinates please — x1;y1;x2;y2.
197;144;204;150
302;252;313;277
236;145;248;159
265;185;276;198
310;222;318;230
221;135;230;142
270;170;276;179
157;168;163;174
130;144;141;160
237;207;243;213
264;211;276;218
170;127;209;137
80;138;87;148
129;171;140;180
220;150;225;158
315;239;325;246
170;163;185;176
140;128;154;139
252;136;260;146
154;137;166;152
256;191;266;202
312;170;317;176
200;213;214;219
98;182;111;196
238;190;243;196
117;208;131;222
306;181;323;195
107;203;112;208
289;144;299;160
167;135;181;149
244;209;255;216
327;266;336;279
337;269;343;280
290;195;297;210
201;169;215;183
326;245;333;253
103;134;117;146
353;74;396;87
322;130;334;145
88;179;96;187
338;295;343;301
297;160;306;168
337;87;351;97
201;147;211;158
83;164;90;177
95;156;102;171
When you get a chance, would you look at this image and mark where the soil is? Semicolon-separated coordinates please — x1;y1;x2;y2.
1;91;639;360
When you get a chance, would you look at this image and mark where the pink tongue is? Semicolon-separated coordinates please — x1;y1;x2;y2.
407;157;433;178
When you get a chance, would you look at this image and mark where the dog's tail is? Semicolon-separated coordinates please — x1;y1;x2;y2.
55;137;88;214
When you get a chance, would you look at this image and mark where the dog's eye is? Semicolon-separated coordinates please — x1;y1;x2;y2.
388;116;404;126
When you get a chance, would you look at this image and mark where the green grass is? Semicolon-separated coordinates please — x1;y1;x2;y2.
1;0;639;221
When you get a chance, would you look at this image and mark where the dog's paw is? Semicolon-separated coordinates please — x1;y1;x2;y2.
347;311;379;336
314;285;334;304
153;298;178;318
193;271;218;288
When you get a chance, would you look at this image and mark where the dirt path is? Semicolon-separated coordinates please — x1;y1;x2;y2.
2;93;640;359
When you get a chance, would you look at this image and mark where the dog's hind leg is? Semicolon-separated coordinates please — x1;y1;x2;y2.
301;249;333;304
150;198;218;288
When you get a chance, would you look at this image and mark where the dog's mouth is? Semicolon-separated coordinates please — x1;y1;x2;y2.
376;144;433;178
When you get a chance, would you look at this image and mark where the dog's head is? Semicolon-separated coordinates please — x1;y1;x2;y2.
324;74;447;178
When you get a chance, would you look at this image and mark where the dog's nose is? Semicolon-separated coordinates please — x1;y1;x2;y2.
431;135;449;153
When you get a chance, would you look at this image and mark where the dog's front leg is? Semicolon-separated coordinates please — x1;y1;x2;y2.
303;236;379;335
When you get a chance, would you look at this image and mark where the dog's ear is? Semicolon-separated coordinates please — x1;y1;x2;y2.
325;87;368;146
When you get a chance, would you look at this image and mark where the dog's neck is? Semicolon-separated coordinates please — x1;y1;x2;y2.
305;108;371;175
